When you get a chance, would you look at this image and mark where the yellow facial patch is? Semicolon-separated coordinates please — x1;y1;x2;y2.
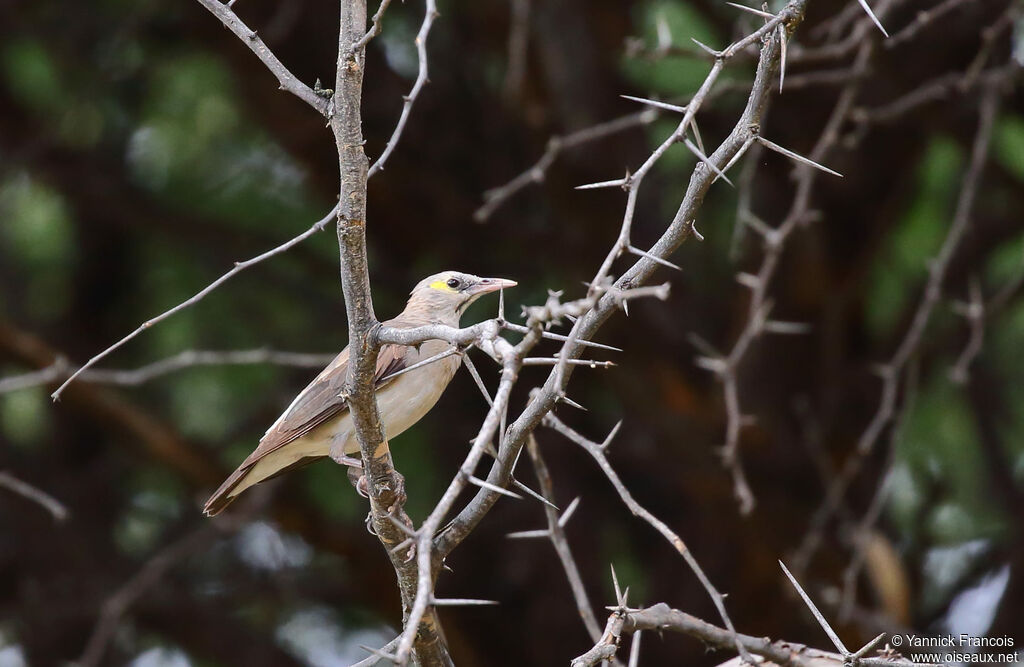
429;279;457;293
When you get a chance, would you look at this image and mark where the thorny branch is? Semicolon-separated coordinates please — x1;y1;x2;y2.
51;0;998;663
701;0;895;516
521;435;603;643
793;82;1002;572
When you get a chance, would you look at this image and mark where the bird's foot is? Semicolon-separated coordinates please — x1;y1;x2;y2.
346;466;370;498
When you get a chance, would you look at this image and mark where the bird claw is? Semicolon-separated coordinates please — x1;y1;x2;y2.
346;466;371;498
401;542;416;563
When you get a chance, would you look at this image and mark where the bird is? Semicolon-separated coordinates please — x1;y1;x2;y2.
202;271;516;516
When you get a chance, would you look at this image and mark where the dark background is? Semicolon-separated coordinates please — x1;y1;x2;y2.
1;0;1022;664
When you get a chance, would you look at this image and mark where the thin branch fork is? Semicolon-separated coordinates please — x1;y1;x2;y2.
193;0;330;116
50;205;339;400
543;413;755;665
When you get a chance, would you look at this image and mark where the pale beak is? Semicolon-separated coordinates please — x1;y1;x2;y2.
467;277;517;295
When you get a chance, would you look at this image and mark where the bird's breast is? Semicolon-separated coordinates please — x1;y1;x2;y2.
376;341;461;439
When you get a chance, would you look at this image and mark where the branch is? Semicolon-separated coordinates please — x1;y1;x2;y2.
0;471;68;521
50;205;339;400
193;0;330;116
367;0;439;177
524;435;603;643
474;110;659;222
794;82;1001;572
427;5;806;660
332;1;455;664
1;348;335;393
619;603;914;667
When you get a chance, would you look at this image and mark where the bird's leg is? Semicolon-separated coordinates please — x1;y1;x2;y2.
329;439;371;497
330;452;363;468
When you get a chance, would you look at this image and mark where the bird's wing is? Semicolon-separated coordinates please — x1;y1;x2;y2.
241;343;408;466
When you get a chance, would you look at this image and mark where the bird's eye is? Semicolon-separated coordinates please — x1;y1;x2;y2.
446;278;461;289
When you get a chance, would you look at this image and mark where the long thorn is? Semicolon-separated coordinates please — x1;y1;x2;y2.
620;94;687;114
779;560;850;656
512;478;560;510
758;137;843;177
431;597;500;606
684;138;734;186
627;245;682;272
576;178;628;190
467;475;523;499
725;1;776;19
856;0;889;37
506;529;551;540
558;496;582;528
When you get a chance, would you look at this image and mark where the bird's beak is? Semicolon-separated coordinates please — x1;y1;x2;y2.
467;277;517;295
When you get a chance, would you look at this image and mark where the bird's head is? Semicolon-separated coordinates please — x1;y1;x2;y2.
404;271;517;325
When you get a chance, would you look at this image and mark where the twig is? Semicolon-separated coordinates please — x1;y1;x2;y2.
50;205;339;400
794;83;1001;572
545;413;755;665
0;471;68;521
367;0;439;177
193;0;330;116
350;0;393;53
474;111;659;222
525;435;603;643
1;349;336;394
78;520;242;667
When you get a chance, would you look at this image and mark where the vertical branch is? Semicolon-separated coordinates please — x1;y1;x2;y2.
525;435;603;643
331;2;450;663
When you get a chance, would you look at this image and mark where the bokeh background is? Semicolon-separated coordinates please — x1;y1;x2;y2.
1;0;1022;665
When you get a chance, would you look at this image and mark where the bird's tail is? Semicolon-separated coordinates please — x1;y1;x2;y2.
203;453;323;516
203;466;251;516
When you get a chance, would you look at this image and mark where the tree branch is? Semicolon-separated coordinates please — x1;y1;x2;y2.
193;0;330;116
